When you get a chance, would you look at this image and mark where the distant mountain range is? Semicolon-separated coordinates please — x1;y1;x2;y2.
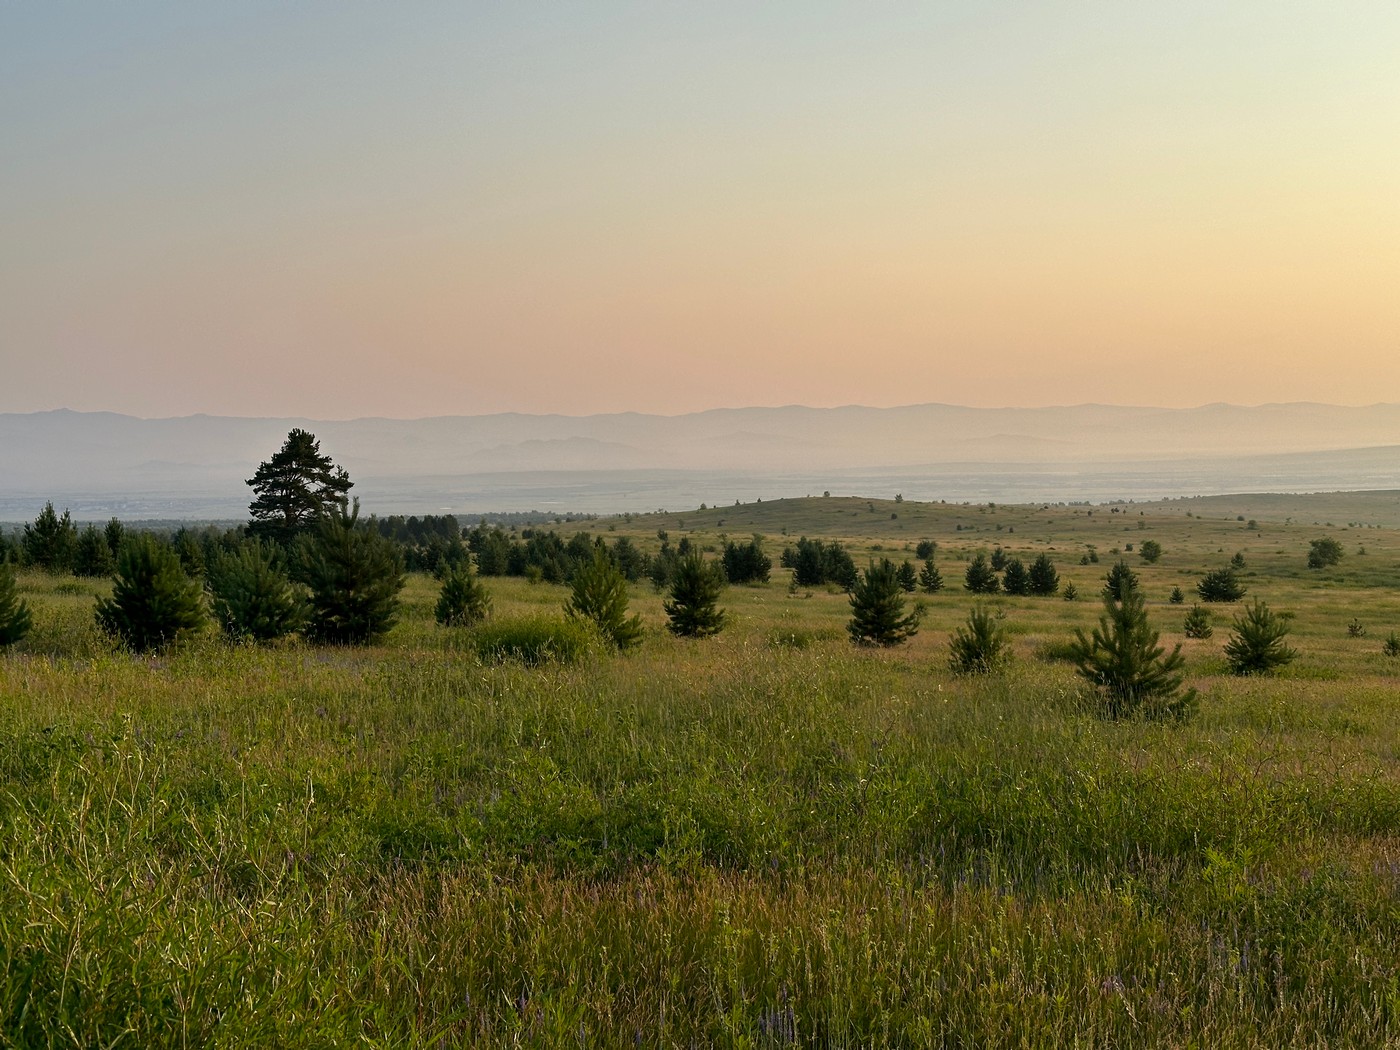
2;403;1398;519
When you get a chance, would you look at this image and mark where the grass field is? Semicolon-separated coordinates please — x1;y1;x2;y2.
2;493;1399;1047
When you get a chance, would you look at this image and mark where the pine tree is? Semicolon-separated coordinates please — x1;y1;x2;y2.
1001;558;1031;596
847;559;919;646
1183;604;1213;639
1069;578;1196;720
0;563;33;648
22;502;77;574
96;535;206;651
918;559;943;594
1062;582;1079;601
948;606;1008;674
1169;586;1185;604
990;546;1009;571
1101;561;1139;601
1197;567;1246;602
1223;600;1296;675
963;552;1000;594
435;563;492;628
104;517;126;559
1027;554;1060;596
896;559;918;593
915;539;936;560
564;549;642;649
300;501;404;645
663;553;726;637
247;429;354;546
1138;539;1163;563
206;541;305;641
73;524;116;578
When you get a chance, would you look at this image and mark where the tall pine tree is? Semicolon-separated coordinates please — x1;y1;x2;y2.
247;429;354;545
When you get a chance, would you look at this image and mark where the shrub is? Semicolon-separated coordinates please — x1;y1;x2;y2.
1138;540;1162;563
1027;554;1059;596
1069;579;1195;720
915;539;936;560
207;542;305;641
299;502;405;645
963;553;999;594
1183;605;1213;639
1230;551;1246;569
1224;600;1297;675
847;559;919;647
948;606;1009;674
434;564;492;629
1383;632;1400;658
1346;618;1366;638
0;563;33;647
1307;537;1344;569
664;553;727;637
565;550;642;650
1197;567;1246;602
95;535;206;651
917;559;943;594
471;616;597;665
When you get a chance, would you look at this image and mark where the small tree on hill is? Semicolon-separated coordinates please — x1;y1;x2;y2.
722;535;772;585
1138;539;1163;563
565;549;642;650
1183;604;1212;639
964;553;1000;594
948;606;1008;674
104;518;125;559
96;535;206;651
22;502;77;574
664;553;726;637
1307;537;1344;569
990;546;1009;571
1224;600;1296;675
915;539;936;560
0;563;33;648
1002;558;1031;596
1069;578;1195;720
1027;554;1059;596
1197;567;1246;602
1168;586;1185;604
206;541;305;641
918;559;943;594
73;524;116;578
300;501;404;645
896;559;918;593
435;563;492;628
1062;582;1079;601
247;429;354;546
1101;561;1139;602
848;559;920;646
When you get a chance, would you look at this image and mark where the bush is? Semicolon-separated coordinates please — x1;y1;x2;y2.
915;539;936;560
1346;618;1366;638
299;502;405;645
0;563;33;647
1197;567;1246;602
963;553;999;594
564;550;642;650
1069;579;1195;720
1383;632;1400;658
1224;600;1296;675
847;559;920;647
664;553;727;637
470;616;598;665
95;535;206;651
1183;605;1213;639
1138;539;1162;563
948;606;1008;674
206;542;305;641
434;564;492;628
1307;537;1344;569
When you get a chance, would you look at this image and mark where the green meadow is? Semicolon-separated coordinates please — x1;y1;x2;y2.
3;492;1400;1047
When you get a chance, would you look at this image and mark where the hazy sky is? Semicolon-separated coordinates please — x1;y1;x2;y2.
3;2;1398;419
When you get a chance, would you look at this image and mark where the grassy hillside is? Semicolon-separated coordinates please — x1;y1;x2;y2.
2;492;1399;1046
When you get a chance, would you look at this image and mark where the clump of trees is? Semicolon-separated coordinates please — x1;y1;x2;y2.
847;559;919;646
722;536;771;584
781;537;858;590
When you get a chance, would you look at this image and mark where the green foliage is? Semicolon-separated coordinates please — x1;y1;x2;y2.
847;559;920;647
206;542;305;641
895;559;917;593
1027;554;1059;596
1183;604;1213;639
0;563;33;647
1230;551;1246;569
1383;632;1400;657
1346;618;1365;638
299;502;405;645
1001;558;1031;596
247;429;354;546
1138;539;1162;563
1169;586;1185;604
1061;582;1078;601
434;564;492;628
963;552;999;594
915;539;936;559
1070;580;1196;720
95;535;206;651
1307;537;1344;569
470;615;597;665
104;517;125;558
948;605;1008;674
565;550;642;650
663;553;727;637
1101;561;1139;601
22;502;77;574
721;535;771;584
1197;567;1246;602
917;559;943;593
72;525;116;578
990;546;1008;571
782;537;857;590
1224;600;1297;675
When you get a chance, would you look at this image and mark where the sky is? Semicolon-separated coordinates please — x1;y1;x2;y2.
3;2;1399;420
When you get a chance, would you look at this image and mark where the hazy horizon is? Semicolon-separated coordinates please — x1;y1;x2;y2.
4;4;1398;420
